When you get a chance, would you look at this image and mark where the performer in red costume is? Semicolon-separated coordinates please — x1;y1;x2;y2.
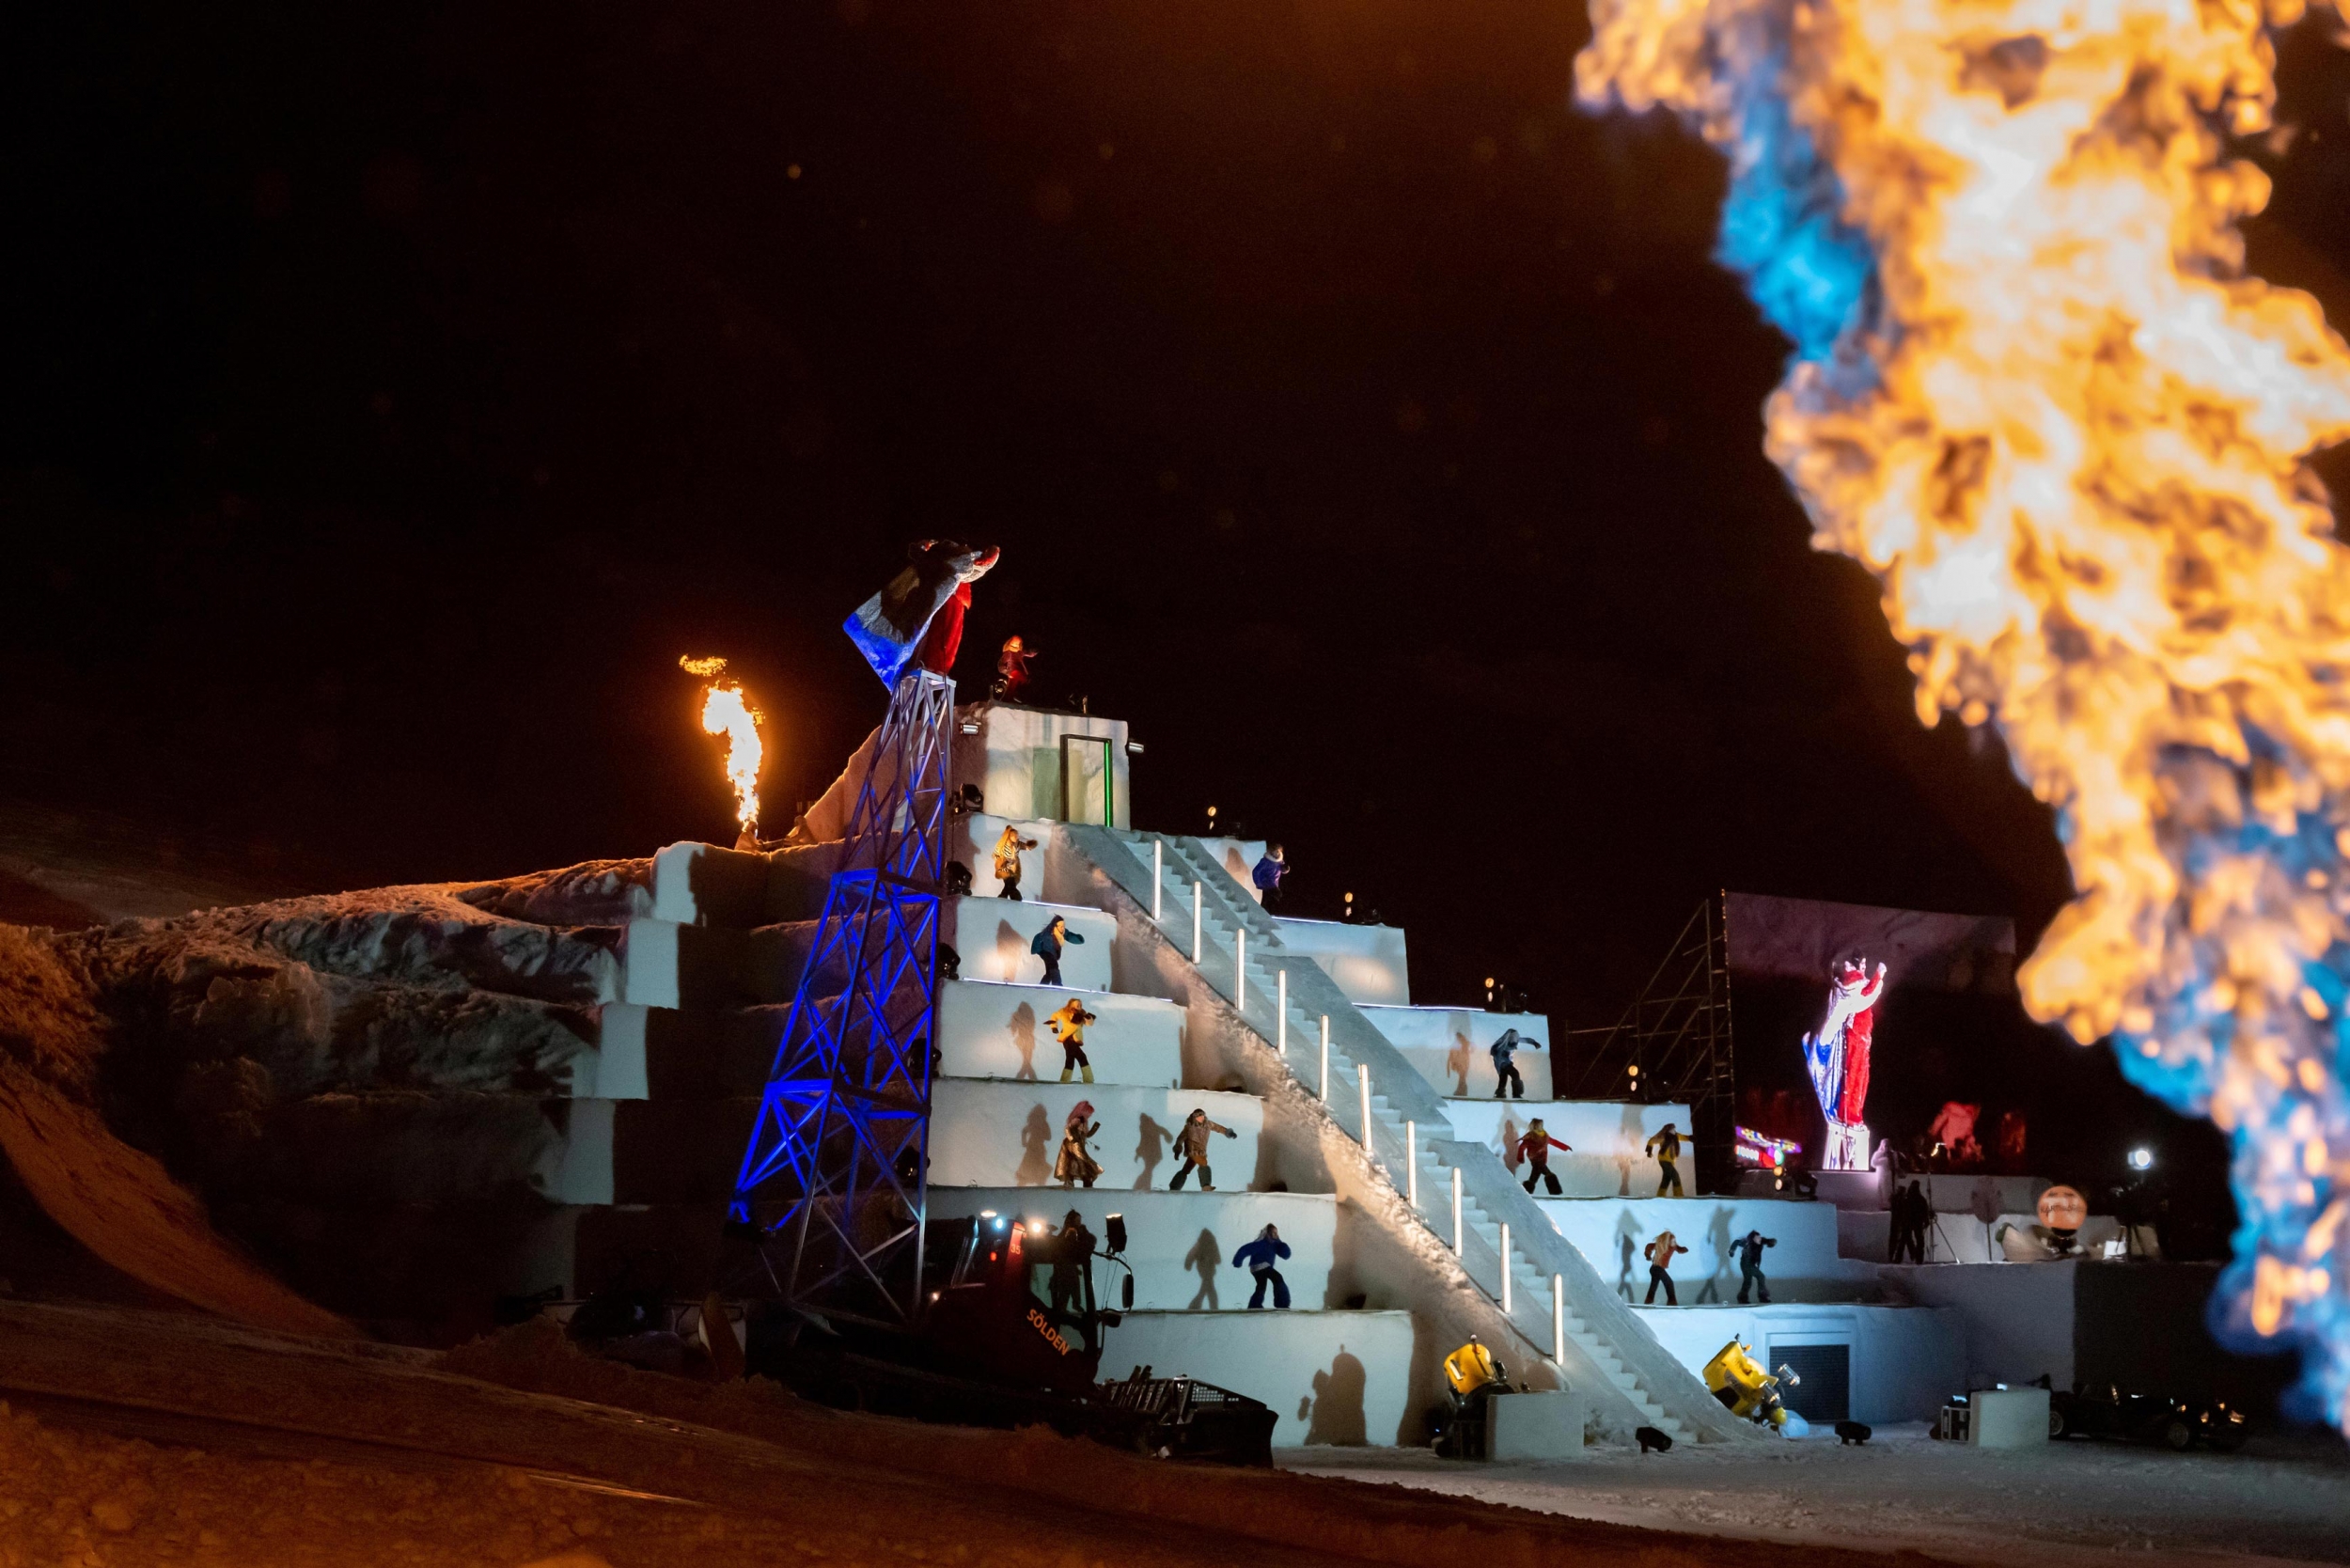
1835;958;1884;1128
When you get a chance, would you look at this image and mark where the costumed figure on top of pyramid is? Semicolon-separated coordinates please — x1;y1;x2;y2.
1801;956;1886;1171
842;539;1001;687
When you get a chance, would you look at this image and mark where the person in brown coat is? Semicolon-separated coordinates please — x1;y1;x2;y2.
1055;1102;1102;1188
1643;1230;1689;1305
1169;1107;1237;1191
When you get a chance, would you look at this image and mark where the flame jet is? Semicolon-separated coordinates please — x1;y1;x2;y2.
680;654;765;834
1578;0;2350;1422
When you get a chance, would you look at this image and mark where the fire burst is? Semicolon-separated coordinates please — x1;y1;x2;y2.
680;654;764;834
1578;0;2350;1419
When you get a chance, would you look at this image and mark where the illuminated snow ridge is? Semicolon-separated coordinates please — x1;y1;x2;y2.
1577;0;2350;1423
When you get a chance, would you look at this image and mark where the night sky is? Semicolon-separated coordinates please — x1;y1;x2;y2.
11;2;2350;1214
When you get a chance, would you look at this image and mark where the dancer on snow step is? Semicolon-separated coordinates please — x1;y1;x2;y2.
1733;1230;1778;1304
1047;997;1097;1083
994;824;1039;901
1489;1028;1542;1099
1251;844;1289;909
1232;1224;1292;1309
1516;1119;1574;1195
1031;915;1085;987
1056;1103;1102;1189
1643;1230;1689;1305
1646;1122;1686;1198
1169;1107;1236;1191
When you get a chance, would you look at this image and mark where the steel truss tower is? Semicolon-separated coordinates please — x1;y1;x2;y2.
1561;893;1736;1191
729;669;956;1324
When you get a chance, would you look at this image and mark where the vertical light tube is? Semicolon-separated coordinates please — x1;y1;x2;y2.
1319;1016;1330;1102
1451;1168;1464;1254
1236;928;1246;1011
1405;1121;1418;1209
1500;1224;1512;1313
1277;970;1288;1057
1357;1063;1372;1149
1152;839;1163;922
1553;1276;1566;1364
1192;883;1202;964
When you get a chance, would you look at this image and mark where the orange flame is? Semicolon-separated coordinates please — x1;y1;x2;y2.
679;655;764;833
1580;0;2350;1416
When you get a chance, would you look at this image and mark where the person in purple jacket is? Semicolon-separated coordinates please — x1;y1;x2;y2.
1251;844;1290;909
1232;1224;1292;1309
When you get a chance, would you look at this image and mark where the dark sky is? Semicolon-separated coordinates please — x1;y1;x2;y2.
9;1;2350;1199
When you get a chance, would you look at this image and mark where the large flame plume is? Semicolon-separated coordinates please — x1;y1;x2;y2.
680;654;764;833
1578;0;2350;1420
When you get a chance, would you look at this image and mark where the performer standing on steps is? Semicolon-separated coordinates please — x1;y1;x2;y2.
1643;1230;1689;1305
1169;1107;1236;1191
1646;1122;1686;1197
1047;997;1097;1083
1516;1119;1574;1195
1231;1224;1292;1309
1055;1103;1102;1189
1031;915;1086;987
994;823;1039;900
1733;1230;1778;1303
1489;1027;1542;1099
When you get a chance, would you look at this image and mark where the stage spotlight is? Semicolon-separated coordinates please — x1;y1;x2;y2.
1028;1218;1047;1235
2128;1147;2154;1170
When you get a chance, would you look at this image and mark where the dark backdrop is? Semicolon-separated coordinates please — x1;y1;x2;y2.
9;0;2350;1231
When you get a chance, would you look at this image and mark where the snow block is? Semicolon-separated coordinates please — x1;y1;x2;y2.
598;1002;788;1099
936;980;1183;1088
928;1188;1340;1311
1103;1309;1418;1447
1442;1099;1690;1199
1270;917;1410;1007
642;839;844;930
1488;1389;1590;1459
949;705;1131;828
617;917;810;1009
942;896;1113;990
649;841;771;929
929;1082;1266;1190
1538;1195;1868;1305
1359;1006;1555;1098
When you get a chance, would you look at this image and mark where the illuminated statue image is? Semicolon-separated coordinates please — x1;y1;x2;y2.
1800;957;1886;1171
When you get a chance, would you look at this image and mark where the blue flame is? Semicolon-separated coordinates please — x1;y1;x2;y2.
1714;47;1878;362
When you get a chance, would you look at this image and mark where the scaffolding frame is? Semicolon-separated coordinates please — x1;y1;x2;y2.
1560;893;1736;1191
729;669;956;1325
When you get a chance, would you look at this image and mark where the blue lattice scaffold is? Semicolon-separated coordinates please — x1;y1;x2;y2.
729;669;956;1324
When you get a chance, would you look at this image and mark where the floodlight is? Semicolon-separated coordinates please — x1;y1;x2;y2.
2128;1147;2154;1170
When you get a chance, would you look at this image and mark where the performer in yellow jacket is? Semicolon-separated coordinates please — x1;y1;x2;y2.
1047;997;1097;1084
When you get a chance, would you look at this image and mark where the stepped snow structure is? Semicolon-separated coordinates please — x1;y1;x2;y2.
26;695;1980;1445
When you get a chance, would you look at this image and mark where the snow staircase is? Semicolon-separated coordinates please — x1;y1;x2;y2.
1060;823;1752;1445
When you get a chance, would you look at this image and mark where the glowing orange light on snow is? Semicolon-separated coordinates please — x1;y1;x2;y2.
679;654;764;833
1579;0;2350;1418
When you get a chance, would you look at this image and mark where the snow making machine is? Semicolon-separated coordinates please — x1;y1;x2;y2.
721;656;1276;1466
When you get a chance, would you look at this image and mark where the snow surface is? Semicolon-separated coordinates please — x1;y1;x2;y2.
1282;1424;2350;1566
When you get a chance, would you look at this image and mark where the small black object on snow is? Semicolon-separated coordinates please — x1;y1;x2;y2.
1835;1420;1872;1445
1635;1425;1673;1453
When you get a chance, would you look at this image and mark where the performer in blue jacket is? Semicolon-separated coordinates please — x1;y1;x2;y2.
1031;915;1086;987
1489;1027;1542;1099
1232;1224;1293;1309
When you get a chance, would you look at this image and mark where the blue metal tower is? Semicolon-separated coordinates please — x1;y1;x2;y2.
729;668;956;1323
